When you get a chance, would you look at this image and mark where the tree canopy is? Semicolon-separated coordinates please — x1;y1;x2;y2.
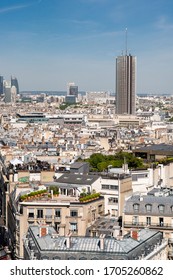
84;152;144;171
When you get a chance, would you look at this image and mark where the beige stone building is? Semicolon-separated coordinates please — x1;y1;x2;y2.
122;187;173;259
7;184;104;259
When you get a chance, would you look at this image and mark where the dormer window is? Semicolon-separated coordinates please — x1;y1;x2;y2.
158;204;165;213
133;203;140;212
145;204;152;212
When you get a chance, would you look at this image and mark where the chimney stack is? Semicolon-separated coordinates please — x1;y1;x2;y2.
99;234;106;250
39;225;48;237
130;229;140;241
65;232;72;249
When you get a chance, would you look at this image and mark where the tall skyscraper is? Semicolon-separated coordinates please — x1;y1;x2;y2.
11;76;19;95
67;82;78;97
0;76;3;95
4;81;12;103
116;54;136;115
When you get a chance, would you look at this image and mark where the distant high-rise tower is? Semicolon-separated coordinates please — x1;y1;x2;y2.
67;82;78;97
11;76;19;95
0;76;3;95
116;54;136;115
4;81;12;103
69;85;78;97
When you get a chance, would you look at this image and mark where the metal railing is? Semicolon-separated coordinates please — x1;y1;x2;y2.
124;222;173;229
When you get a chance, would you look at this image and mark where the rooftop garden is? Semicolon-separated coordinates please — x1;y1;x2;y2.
19;187;59;202
79;189;100;202
19;189;48;202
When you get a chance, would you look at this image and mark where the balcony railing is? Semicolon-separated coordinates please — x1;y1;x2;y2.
28;215;61;220
45;215;53;220
123;222;173;230
54;216;61;220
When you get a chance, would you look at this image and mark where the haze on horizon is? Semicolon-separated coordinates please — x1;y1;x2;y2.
0;0;173;95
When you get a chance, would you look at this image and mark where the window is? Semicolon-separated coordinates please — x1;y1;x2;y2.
70;210;78;217
55;209;61;218
159;217;164;226
158;204;165;213
146;217;151;225
110;185;118;190
133;203;140;212
171;206;173;212
28;208;34;218
45;208;52;219
101;185;109;190
70;222;78;232
37;209;43;218
108;197;118;204
132;216;138;225
145;204;152;212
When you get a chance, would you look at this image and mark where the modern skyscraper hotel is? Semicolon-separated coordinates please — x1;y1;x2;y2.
116;54;136;115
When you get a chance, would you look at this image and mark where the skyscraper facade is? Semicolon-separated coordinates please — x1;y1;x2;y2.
0;76;3;95
11;76;19;95
116;54;136;115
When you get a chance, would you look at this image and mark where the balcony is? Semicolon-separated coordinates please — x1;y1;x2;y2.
123;222;173;230
54;216;61;221
45;215;53;220
28;215;35;220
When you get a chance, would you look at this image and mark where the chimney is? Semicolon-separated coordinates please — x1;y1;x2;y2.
65;232;72;249
130;229;140;241
39;225;48;237
98;234;105;250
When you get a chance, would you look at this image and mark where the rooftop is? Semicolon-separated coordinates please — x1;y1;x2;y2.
26;225;163;255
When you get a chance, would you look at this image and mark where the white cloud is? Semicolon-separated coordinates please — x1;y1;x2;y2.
0;0;43;14
0;4;29;14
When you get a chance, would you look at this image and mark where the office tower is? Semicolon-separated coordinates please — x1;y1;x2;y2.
67;82;78;97
0;76;3;95
4;82;12;103
11;76;19;95
116;54;136;115
11;85;17;103
69;85;78;97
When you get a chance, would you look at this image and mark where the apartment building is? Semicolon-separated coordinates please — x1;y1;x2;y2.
23;225;168;260
122;187;173;259
54;172;132;218
7;183;104;259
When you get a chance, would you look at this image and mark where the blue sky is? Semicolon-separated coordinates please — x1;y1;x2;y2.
0;0;173;93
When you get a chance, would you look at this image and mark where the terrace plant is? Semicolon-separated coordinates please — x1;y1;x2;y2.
19;189;47;201
79;192;100;202
49;186;59;195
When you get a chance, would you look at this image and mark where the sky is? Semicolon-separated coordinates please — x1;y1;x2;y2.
0;0;173;94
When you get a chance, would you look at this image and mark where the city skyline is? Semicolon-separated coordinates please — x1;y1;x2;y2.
0;0;173;94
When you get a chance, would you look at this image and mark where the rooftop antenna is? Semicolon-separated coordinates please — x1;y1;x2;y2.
125;28;128;55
